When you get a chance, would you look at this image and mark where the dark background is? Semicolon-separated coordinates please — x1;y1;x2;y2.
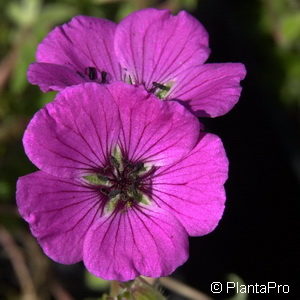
0;0;299;299
181;1;300;299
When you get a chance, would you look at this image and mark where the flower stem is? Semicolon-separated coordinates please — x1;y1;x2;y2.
110;280;120;297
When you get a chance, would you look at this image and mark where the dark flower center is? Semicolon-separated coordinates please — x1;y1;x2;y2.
84;148;154;212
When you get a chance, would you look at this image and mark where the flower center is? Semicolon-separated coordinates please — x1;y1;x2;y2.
83;147;153;212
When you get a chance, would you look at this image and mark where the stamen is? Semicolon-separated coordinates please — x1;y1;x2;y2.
108;189;121;199
101;71;108;84
100;187;110;196
127;185;140;199
137;163;155;177
149;81;173;99
86;67;97;80
132;162;144;173
123;68;135;84
153;82;169;91
128;75;134;84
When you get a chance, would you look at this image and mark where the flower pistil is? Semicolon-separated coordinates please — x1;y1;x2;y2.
84;147;152;213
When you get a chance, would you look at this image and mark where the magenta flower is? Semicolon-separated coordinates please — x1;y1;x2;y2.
17;82;228;280
28;8;246;118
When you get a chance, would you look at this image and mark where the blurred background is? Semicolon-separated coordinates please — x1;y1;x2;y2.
0;0;299;299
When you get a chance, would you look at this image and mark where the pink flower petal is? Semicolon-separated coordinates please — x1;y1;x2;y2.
23;83;120;178
152;133;228;236
83;206;188;281
168;63;246;117
36;16;121;86
28;63;86;92
107;82;200;165
115;8;209;89
17;171;105;264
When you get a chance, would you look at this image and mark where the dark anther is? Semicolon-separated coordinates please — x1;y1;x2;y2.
149;82;169;94
97;174;109;181
99;187;110;196
101;71;108;84
132;162;144;173
128;75;133;85
126;162;134;169
86;67;97;80
108;189;121;199
129;185;141;198
152;82;169;91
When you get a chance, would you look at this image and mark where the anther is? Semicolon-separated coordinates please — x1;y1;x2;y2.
101;71;108;84
100;187;110;196
152;82;169;91
133;162;145;172
97;174;109;182
108;189;121;199
86;67;97;80
149;81;172;99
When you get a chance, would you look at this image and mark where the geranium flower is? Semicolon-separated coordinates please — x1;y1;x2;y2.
28;8;246;117
17;82;228;280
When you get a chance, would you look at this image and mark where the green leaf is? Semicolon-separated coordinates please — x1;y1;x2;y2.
115;2;135;21
38;3;78;25
0;181;11;200
281;54;300;105
39;91;57;107
7;0;41;27
9;34;37;94
281;12;300;47
85;271;110;291
180;0;198;11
